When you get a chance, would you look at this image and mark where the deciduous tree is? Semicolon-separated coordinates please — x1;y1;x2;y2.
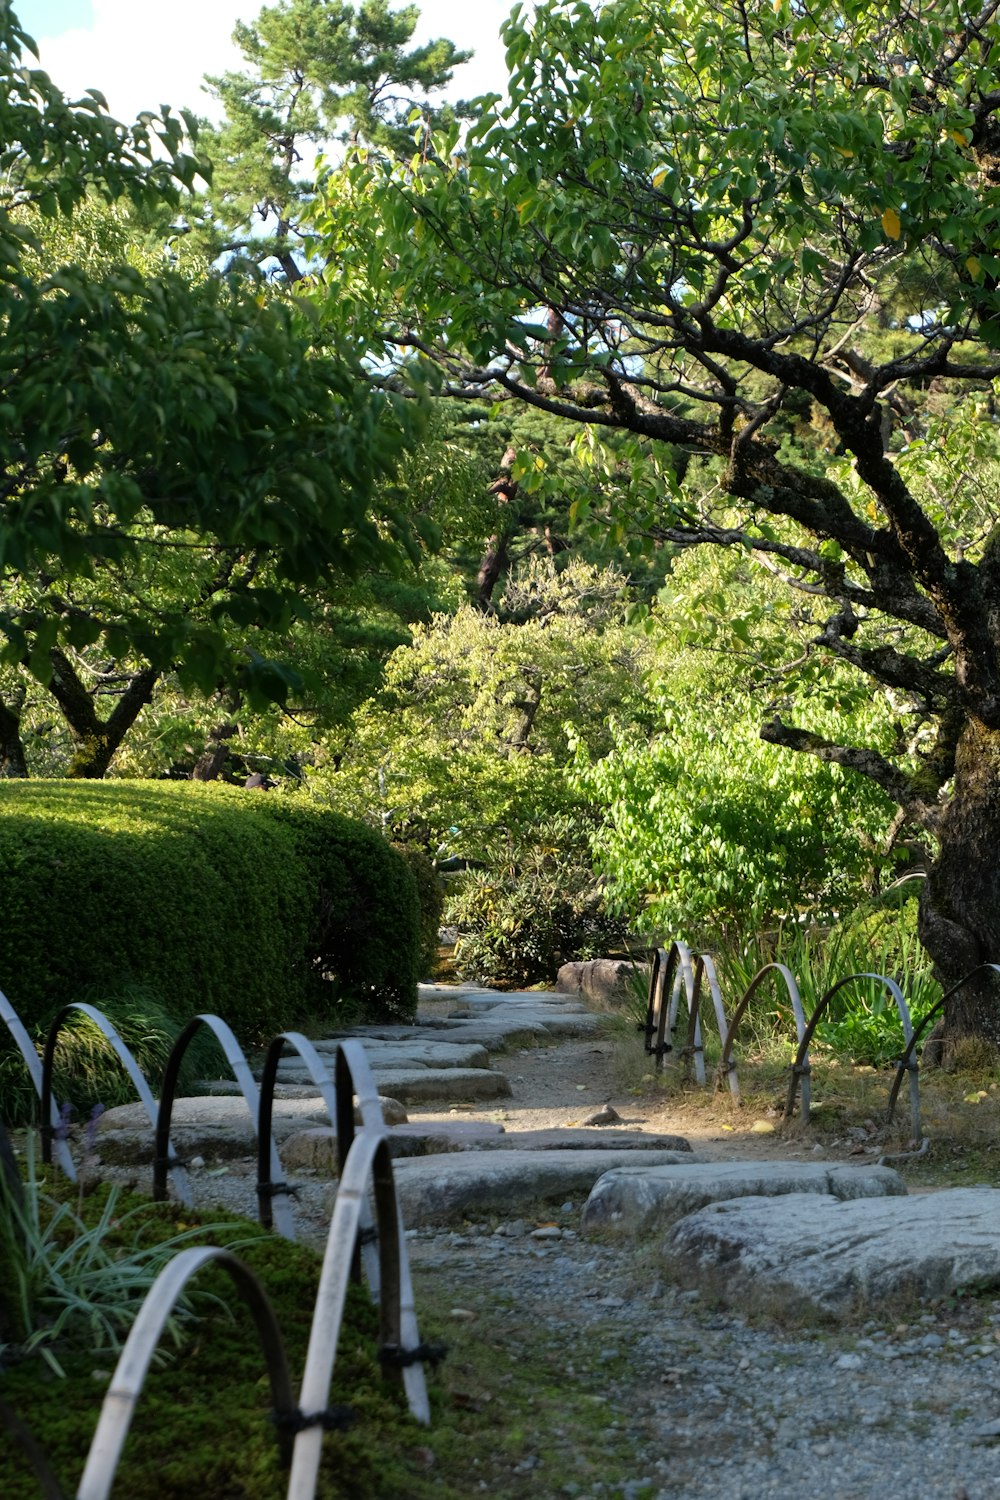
317;0;1000;1046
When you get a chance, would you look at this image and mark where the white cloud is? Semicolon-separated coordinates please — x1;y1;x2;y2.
30;0;517;125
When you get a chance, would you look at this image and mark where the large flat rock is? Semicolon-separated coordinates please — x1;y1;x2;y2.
470;1129;692;1153
322;1017;552;1048
94;1093;407;1164
669;1188;1000;1316
389;1148;695;1226
282;1120;506;1171
581;1160;905;1238
448;990;587;1014
307;1039;491;1070
365;1067;512;1103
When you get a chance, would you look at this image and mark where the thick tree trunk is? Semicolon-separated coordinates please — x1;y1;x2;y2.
475;533;511;610
47;650;159;779
918;716;1000;1048
0;687;28;777
190;722;238;781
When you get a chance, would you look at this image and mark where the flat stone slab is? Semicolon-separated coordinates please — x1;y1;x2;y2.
308;1039;491;1071
467;1129;692;1153
282;1120;506;1171
366;1067;512;1102
669;1188;1000;1317
448;991;588;1014
445;1008;604;1037
390;1148;695;1226
320;1017;552;1048
95;1093;407;1164
581;1160;906;1238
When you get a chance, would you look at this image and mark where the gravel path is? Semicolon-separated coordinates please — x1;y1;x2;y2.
410;1219;1000;1500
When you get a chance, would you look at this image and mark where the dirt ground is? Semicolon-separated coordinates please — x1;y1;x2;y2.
402;1025;880;1164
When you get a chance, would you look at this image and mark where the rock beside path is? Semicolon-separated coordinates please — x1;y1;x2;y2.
94;1092;408;1163
581;1159;906;1237
557;958;641;1006
670;1187;1000;1315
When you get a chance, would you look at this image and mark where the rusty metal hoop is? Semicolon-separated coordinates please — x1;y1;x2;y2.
256;1034;382;1294
287;1128;430;1500
718;963;810;1118
785;973;917;1132
887;963;1000;1125
41;1002;193;1205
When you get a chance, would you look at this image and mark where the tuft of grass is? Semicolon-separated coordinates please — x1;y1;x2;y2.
0;1133;246;1379
0;985;227;1128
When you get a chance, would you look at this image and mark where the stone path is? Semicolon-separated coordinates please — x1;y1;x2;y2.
93;981;1000;1316
87;983;1000;1497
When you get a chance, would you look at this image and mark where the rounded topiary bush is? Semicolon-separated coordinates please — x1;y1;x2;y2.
246;795;421;1020
391;845;444;982
0;781;420;1076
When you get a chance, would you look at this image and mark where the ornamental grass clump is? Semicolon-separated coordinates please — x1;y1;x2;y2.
0;1130;232;1379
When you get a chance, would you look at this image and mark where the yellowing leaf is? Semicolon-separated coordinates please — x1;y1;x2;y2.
881;207;901;240
967;256;982;280
949;130;968;147
834;147;854;159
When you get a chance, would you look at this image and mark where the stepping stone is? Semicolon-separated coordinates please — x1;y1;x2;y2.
282;1120;506;1171
449;991;587;1014
94;1092;407;1164
469;1129;692;1154
389;1147;695;1226
280;1039;492;1072
325;1017;552;1048
446;1007;605;1037
580;1160;905;1238
669;1187;1000;1317
366;1067;513;1103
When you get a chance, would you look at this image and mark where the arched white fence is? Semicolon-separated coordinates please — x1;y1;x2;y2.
641;941;1000;1142
0;991;440;1500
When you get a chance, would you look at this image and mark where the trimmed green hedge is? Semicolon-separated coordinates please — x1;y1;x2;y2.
0;781;419;1049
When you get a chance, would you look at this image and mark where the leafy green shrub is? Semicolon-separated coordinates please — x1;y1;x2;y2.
447;858;630;989
392;845;443;981
0;782;420;1062
714;893;939;1066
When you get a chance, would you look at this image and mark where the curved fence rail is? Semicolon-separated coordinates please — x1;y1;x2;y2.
76;1246;298;1500
0;989;77;1182
76;1129;432;1500
40;1003;194;1207
0;989;438;1500
641;939;997;1138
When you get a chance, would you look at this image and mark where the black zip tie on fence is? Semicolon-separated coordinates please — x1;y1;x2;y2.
256;1180;300;1200
358;1225;378;1246
378;1341;448;1370
790;1060;811;1078
650;1041;672;1059
270;1404;355;1435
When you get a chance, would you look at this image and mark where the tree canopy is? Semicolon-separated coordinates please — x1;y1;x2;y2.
0;4;425;775
313;0;1000;1041
189;0;471;280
